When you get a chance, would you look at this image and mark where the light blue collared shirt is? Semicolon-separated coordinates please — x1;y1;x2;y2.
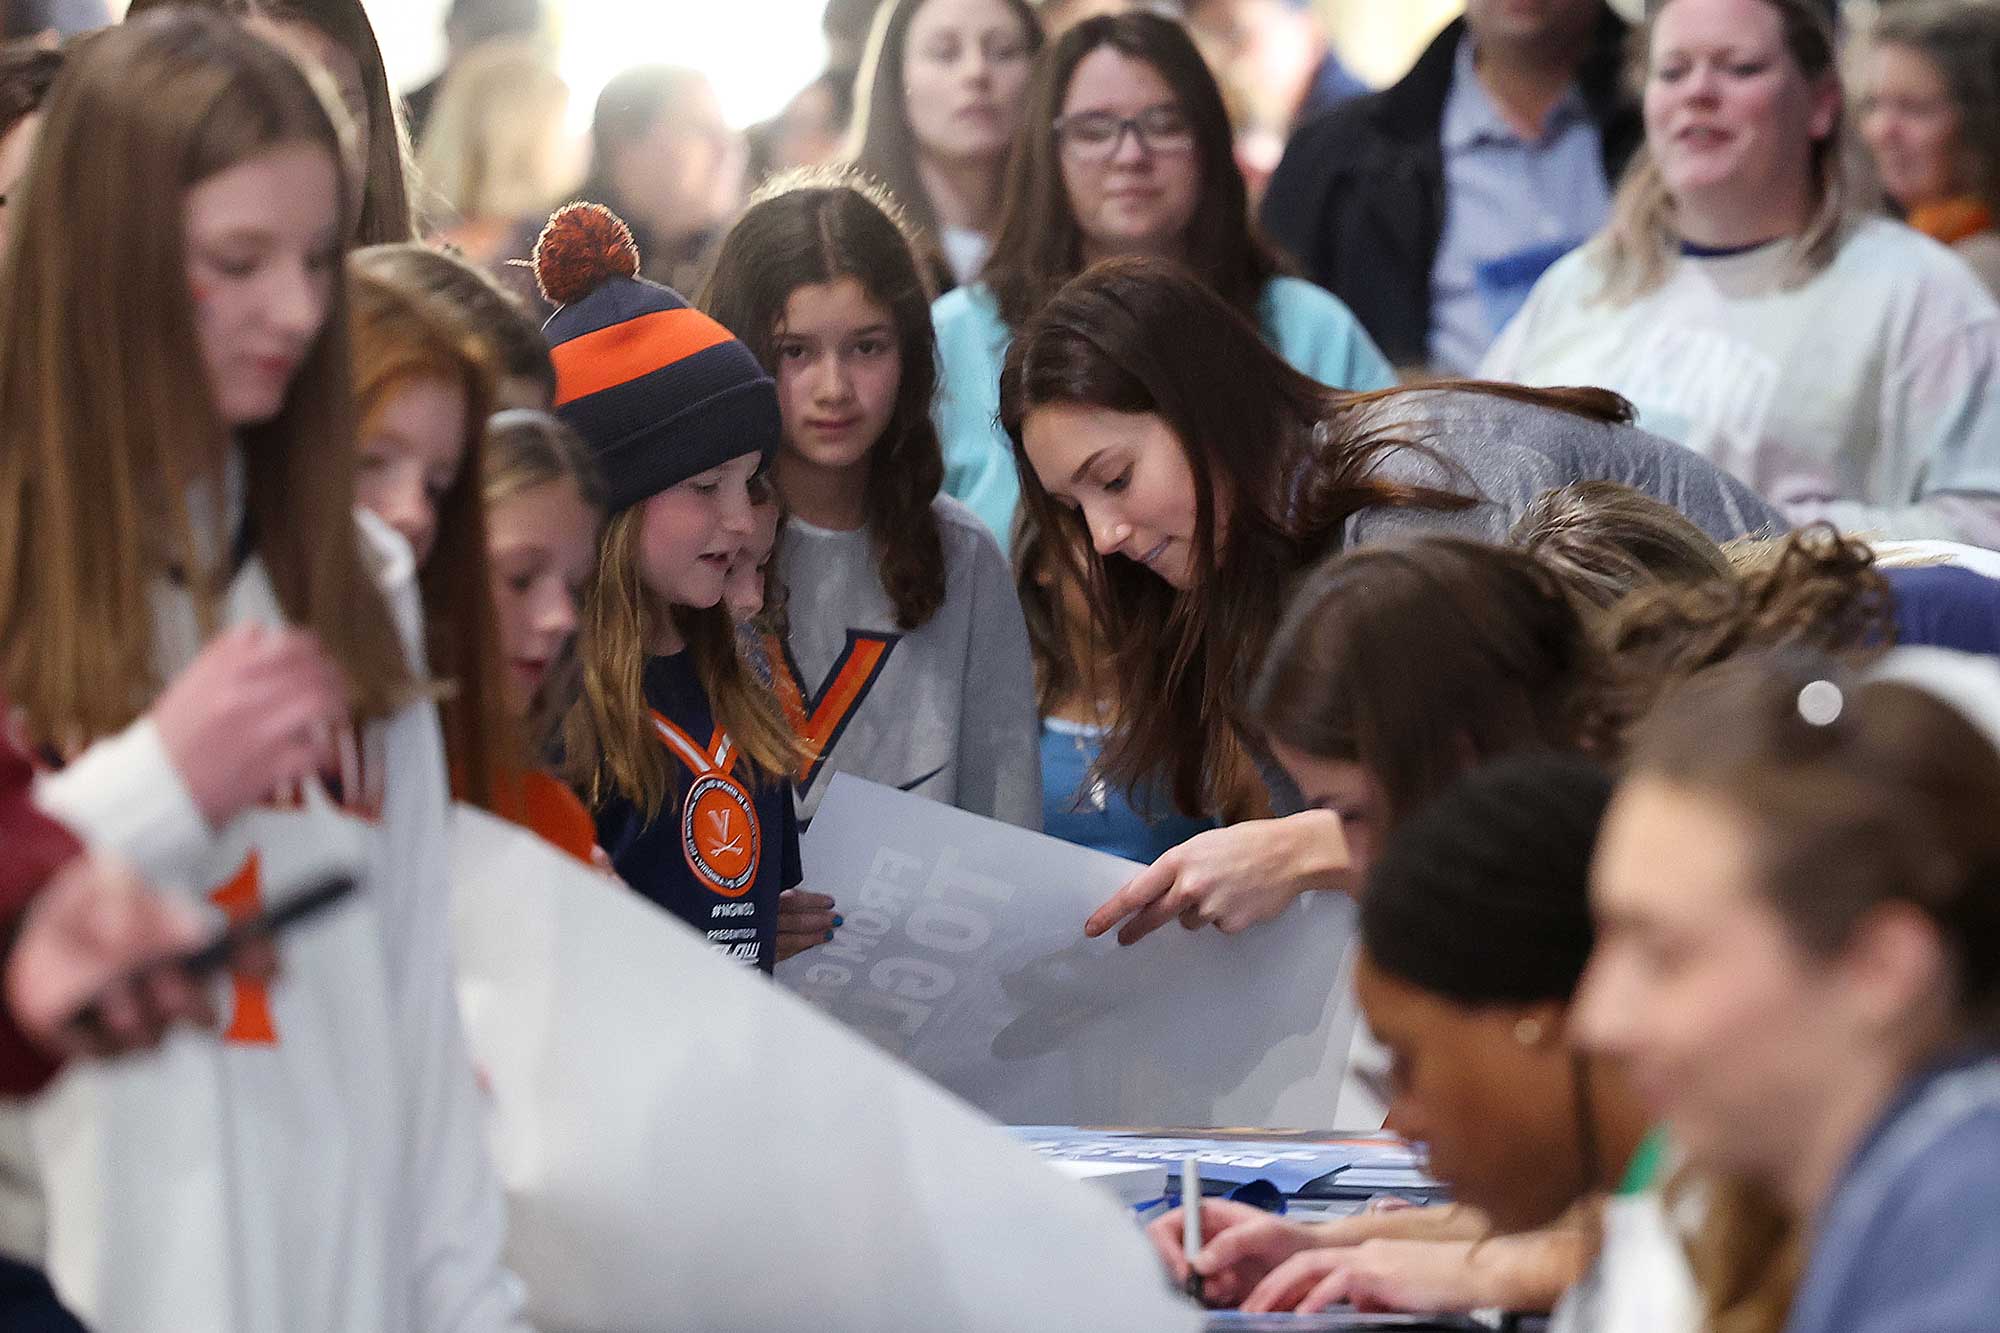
1427;34;1611;375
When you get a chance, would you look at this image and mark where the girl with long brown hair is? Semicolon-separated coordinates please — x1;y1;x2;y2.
700;171;1040;829
0;12;521;1329
537;202;819;971
126;0;416;245
1482;0;2000;546
1004;256;1782;945
933;9;1394;547
1014;499;1214;861
848;0;1043;292
1133;539;1670;1322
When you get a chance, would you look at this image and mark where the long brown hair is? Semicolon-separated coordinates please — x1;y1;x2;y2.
1599;524;1896;737
847;0;1044;290
698;169;947;630
1596;0;1854;302
1000;255;1627;818
348;263;507;807
128;0;416;245
561;508;806;820
1674;1173;1804;1333
982;10;1280;330
0;9;411;748
1249;536;1615;830
1012;501;1089;718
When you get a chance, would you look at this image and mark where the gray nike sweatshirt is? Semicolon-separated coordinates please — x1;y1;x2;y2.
774;494;1043;829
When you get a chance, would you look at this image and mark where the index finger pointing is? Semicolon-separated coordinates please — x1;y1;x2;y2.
1084;855;1178;938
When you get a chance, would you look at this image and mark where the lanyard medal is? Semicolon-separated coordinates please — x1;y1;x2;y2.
651;711;761;897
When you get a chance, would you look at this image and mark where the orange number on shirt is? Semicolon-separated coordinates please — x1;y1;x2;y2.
208;853;277;1045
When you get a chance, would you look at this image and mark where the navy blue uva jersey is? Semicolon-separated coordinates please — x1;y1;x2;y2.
594;653;801;973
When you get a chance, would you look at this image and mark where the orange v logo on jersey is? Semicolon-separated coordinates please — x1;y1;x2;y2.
210;853;277;1045
763;630;900;789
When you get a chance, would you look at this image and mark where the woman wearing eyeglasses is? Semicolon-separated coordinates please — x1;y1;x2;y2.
931;10;1396;549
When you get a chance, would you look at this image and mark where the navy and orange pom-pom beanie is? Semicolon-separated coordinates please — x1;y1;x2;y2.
533;202;780;513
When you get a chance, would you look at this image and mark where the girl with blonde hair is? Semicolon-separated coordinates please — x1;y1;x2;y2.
534;202;820;969
478;409;607;863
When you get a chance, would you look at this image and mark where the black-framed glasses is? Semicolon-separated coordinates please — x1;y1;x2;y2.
1052;104;1195;161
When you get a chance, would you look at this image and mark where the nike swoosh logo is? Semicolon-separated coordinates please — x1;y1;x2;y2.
898;764;948;792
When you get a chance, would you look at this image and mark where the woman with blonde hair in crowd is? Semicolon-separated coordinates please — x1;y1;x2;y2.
849;0;1044;292
1859;0;2000;296
1483;0;2000;547
0;12;522;1329
416;35;579;265
1511;479;1738;613
126;0;414;244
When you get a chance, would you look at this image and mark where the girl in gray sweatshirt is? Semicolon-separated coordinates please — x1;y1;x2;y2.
700;175;1041;830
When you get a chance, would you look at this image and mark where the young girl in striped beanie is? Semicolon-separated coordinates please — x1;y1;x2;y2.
536;203;829;970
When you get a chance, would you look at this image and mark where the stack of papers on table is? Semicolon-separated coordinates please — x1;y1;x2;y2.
1012;1127;1441;1205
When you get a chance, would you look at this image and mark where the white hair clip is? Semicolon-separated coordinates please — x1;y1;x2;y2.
1798;679;1845;727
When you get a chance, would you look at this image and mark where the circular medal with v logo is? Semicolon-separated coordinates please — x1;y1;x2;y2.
681;771;761;896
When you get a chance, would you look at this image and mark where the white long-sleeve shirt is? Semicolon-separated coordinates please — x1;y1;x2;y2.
0;511;527;1333
1482;217;2000;548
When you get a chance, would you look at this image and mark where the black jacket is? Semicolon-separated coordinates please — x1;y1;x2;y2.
1258;12;1643;370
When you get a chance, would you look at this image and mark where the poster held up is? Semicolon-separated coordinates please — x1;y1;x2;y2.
779;776;1362;1127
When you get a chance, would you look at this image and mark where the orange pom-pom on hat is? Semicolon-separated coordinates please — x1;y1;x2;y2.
532;202;641;307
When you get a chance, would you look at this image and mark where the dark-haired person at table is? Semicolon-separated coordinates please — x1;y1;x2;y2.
1001;256;1781;945
1150;756;1696;1329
